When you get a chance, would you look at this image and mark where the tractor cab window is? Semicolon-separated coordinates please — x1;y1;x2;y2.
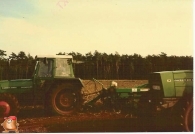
37;59;53;77
55;58;71;77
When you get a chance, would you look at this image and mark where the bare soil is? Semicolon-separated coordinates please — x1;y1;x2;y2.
0;80;181;132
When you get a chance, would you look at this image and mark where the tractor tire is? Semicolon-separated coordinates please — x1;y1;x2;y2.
0;93;19;117
50;84;82;115
183;97;193;132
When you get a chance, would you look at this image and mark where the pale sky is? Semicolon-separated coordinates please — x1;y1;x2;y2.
0;0;194;58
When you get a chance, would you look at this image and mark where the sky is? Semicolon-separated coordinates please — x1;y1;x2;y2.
0;0;194;58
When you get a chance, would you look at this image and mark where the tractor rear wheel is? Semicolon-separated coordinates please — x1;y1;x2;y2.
50;84;82;115
0;94;19;117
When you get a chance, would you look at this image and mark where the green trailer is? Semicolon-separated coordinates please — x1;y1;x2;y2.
83;70;193;131
138;70;193;131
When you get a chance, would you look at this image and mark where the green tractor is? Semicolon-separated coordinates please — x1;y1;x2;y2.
0;55;84;117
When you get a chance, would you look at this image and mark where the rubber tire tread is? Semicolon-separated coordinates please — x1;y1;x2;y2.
0;93;19;117
48;84;82;116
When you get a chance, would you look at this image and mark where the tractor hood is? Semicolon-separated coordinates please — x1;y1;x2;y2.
0;79;33;90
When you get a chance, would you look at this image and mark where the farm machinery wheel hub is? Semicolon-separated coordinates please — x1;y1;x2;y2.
59;93;76;107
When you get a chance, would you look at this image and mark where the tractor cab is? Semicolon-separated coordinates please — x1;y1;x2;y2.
35;55;75;78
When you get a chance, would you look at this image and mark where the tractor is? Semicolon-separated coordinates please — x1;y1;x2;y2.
0;55;84;117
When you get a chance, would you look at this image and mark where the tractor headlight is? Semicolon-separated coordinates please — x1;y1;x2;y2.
110;81;117;87
152;85;160;90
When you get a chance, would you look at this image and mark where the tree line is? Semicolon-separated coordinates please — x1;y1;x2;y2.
0;49;193;80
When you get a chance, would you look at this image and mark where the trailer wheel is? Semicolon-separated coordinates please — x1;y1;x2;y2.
0;94;19;117
183;98;193;132
50;84;82;115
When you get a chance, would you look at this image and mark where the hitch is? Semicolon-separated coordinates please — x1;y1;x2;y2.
81;78;118;112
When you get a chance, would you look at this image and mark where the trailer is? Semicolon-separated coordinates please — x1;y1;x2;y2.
82;70;193;132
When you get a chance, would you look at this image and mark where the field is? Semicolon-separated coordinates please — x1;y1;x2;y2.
82;79;148;96
82;79;148;90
